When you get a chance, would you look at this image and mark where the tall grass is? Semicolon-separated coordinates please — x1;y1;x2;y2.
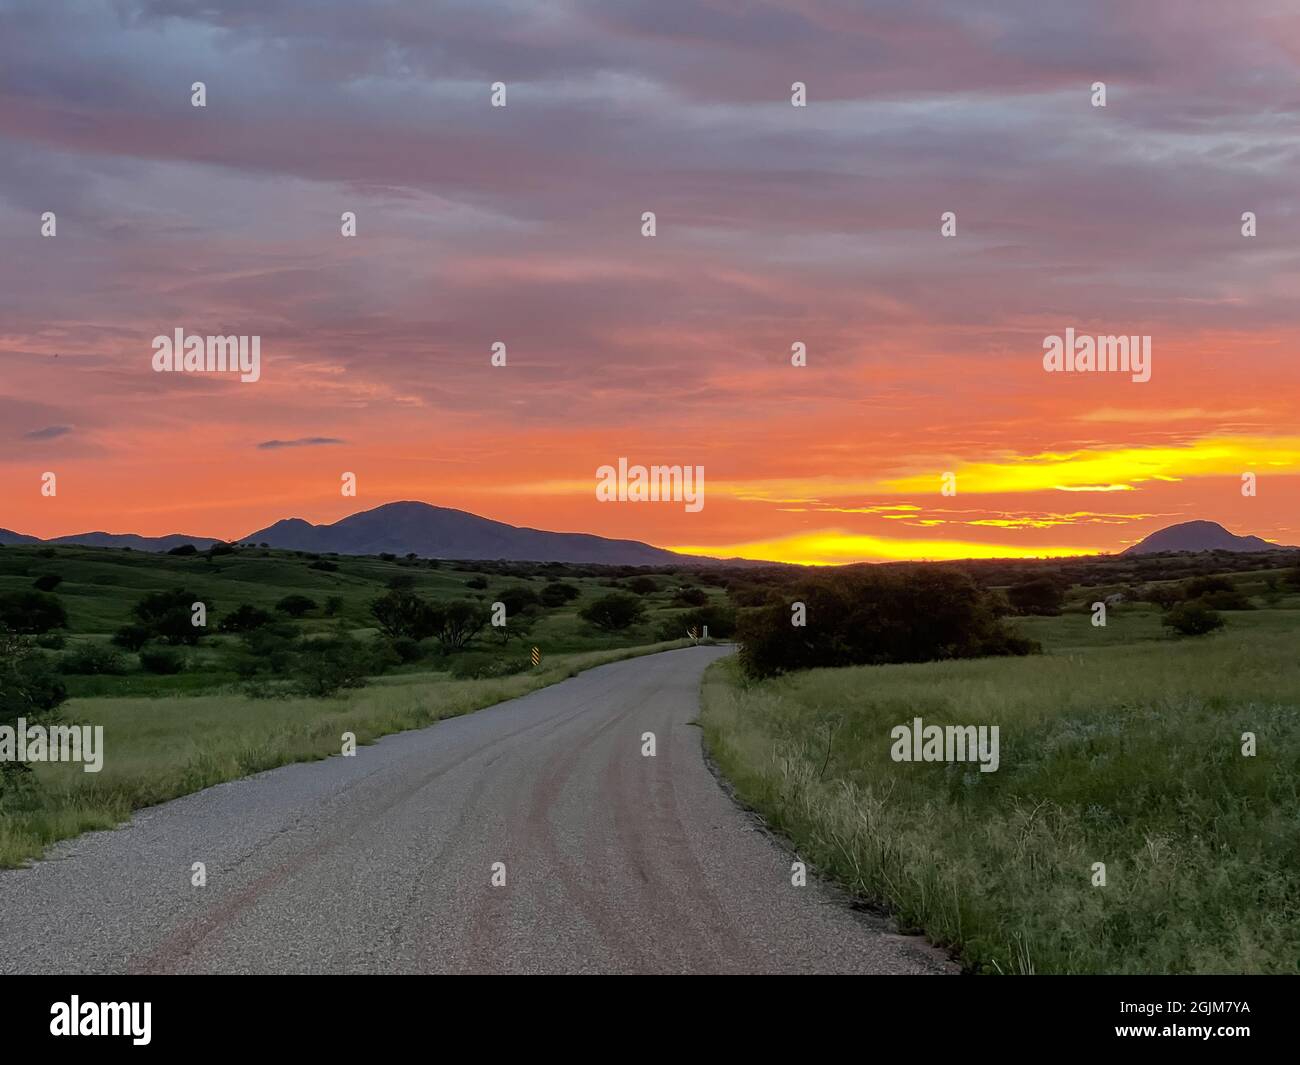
700;616;1300;973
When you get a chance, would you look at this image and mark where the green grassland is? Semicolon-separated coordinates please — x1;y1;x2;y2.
701;579;1300;974
0;542;724;865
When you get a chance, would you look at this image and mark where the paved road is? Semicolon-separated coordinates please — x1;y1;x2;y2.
0;646;952;974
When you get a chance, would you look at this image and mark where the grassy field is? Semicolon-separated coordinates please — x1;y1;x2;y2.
700;594;1300;974
0;542;726;866
0;543;725;696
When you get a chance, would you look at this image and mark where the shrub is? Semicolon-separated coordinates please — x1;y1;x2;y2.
495;586;541;615
32;573;63;592
293;633;374;697
167;543;198;556
111;623;151;651
59;642;128;676
324;595;344;617
489;610;536;644
580;592;647;632
234;624;300;678
1138;582;1184;610
1162;600;1226;637
539;582;580;607
1184;576;1251;610
447;653;529;680
736;569;1039;679
218;604;274;633
139;645;185;674
658;604;736;641
727;583;781;608
429;600;489;652
131;588;206;645
465;575;488;590
672;586;709;607
1007;576;1065;616
0;590;67;634
0;628;66;798
625;576;658;596
309;560;339;572
371;589;437;639
275;594;317;618
389;636;424;663
35;632;66;650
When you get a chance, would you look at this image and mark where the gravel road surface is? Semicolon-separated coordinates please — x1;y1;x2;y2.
0;646;953;974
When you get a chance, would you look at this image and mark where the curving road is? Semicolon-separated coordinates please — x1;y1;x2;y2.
0;646;953;975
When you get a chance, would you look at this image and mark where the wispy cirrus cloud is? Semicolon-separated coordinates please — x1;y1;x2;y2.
22;425;73;440
255;437;346;450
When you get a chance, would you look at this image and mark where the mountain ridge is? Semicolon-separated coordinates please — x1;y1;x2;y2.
1121;520;1293;556
2;510;1294;564
240;501;696;565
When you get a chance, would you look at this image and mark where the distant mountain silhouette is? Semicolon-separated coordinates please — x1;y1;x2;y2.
1121;520;1292;556
0;503;712;564
242;501;698;564
0;527;41;545
0;528;220;551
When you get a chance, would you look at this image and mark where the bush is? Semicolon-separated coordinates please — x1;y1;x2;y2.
1138;582;1184;610
672;586;709;607
371;589;437;639
59;642;129;676
447;653;529;680
727;583;782;608
131;588;206;645
1007;576;1065;616
0;629;67;798
490;610;536;645
465;575;488;590
234;624;300;678
275;594;317;618
580;592;647;632
1162;600;1226;636
139;645;185;674
429;600;489;652
207;542;235;556
167;543;199;556
625;576;658;596
32;573;63;592
657;604;736;641
1184;576;1251;610
0;590;67;635
111;623;151;651
539;582;581;608
293;633;374;697
35;632;66;650
309;560;339;572
218;604;274;633
495;586;541;615
389;636;424;663
736;568;1039;679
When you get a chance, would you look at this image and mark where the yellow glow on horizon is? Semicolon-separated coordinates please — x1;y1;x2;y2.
668;530;1102;566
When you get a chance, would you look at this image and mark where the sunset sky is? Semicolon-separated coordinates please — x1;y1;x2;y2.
3;0;1298;565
